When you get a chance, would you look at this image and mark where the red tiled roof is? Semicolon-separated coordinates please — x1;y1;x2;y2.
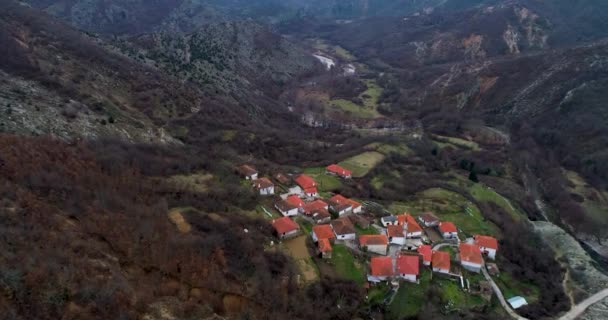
331;218;356;235
439;221;457;233
459;243;483;265
474;235;498;250
398;214;422;233
295;174;316;189
304;200;328;214
286;195;305;208
370;256;394;277
326;164;352;177
396;255;420;276
359;234;388;247
418;245;432;263
312;224;335;240
386;225;404;238
432;250;450;271
303;187;318;195
254;177;274;189
318;239;332;252
272;217;299;234
330;194;361;209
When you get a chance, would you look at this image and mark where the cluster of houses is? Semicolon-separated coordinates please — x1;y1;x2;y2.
238;163;501;287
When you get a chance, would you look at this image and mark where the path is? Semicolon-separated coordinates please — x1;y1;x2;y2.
558;289;608;320
481;265;529;320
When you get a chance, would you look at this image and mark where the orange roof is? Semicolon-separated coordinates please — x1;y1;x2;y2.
360;234;388;247
459;243;483;265
254;177;274;189
396;255;419;275
474;235;498;250
295;174;316;189
401;214;422;233
330;194;361;209
272;217;299;234
286;195;305;208
370;256;394;276
386;225;404;238
326;164;352;177
418;245;432;263
439;222;457;233
312;224;336;240
318;239;332;252
303;200;328;214
432;250;450;271
303;187;318;195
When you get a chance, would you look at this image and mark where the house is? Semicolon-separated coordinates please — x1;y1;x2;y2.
317;239;333;259
397;214;423;238
287;186;303;197
418;212;439;227
386;225;406;245
253;177;274;195
286;195;305;213
310;208;332;224
396;255;420;282
418;245;432;266
275;200;298;217
431;250;451;274
303;199;329;215
438;222;458;239
272;217;300;239
381;215;397;227
274;173;291;185
326;164;352;179
359;235;388;255
237;164;258;180
459;243;483;273
295;174;318;197
367;256;394;283
328;194;353;216
507;296;528;309
312;224;336;243
331;217;357;241
474;235;498;260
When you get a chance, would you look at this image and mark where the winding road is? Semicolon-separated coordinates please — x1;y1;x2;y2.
558;289;608;320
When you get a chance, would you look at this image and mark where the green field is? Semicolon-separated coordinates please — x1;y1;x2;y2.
339;151;386;178
311;38;356;61
328;79;383;119
433;134;481;151
389;188;500;237
388;270;431;318
302;167;343;193
493;272;540;303
330;245;366;285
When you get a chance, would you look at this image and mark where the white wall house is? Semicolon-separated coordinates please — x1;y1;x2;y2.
386;226;406;246
461;260;482;273
275;201;298;217
360;235;388;255
331;219;356;241
479;246;496;260
351;204;363;214
396;255;419;283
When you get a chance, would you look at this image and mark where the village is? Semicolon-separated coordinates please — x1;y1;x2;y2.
237;163;529;316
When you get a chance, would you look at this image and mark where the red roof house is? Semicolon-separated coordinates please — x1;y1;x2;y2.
474;235;498;259
272;217;300;239
459;243;483;272
326;164;353;178
303;199;329;215
329;194;362;214
397;214;423;238
312;224;336;242
368;256;394;282
318;239;333;259
418;245;432;266
431;250;451;274
295;174;318;197
396;255;420;282
359;235;389;255
439;222;458;239
286;195;305;210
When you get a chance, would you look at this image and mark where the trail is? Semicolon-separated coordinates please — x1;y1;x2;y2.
558;289;608;320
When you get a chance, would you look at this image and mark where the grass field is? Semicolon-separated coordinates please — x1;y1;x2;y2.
388;270;431;318
563;169;608;224
311;38;356;61
328;79;383;119
493;272;540;303
330;244;366;285
433;134;481;151
302;167;343;193
339;151;385;178
389;188;500;237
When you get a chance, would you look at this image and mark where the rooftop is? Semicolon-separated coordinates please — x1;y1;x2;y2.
272;217;299;234
312;224;335;240
295;174;316;189
396;255;420;275
459;243;483;265
439;221;458;233
331;218;356;235
359;234;388;246
418;245;432;263
369;256;394;277
474;235;498;250
386;225;405;238
432;250;450;271
254;177;274;189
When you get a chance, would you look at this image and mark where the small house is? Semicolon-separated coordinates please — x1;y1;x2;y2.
459;243;483;273
386;225;406;245
474;235;498;260
396;255;420;283
317;239;333;259
286;195;305;213
359;235;389;255
398;214;423;238
253;177;274;195
310;208;332;224
295;174;318;197
431;250;451;274
507;296;528;309
272;217;300;239
368;256;394;283
275;200;298;217
418;245;432;266
237;164;258;180
381;215;397;227
312;224;336;243
326;164;352;179
303;200;329;215
331;217;356;241
418;212;439;227
439;222;458;239
328;194;353;216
